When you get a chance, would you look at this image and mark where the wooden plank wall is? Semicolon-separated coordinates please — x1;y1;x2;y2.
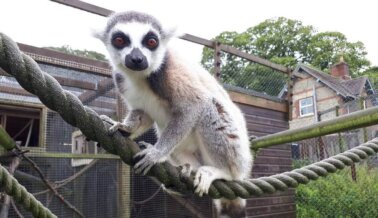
237;103;295;218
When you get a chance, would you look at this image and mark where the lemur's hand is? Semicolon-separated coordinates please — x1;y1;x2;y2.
133;142;164;175
100;115;131;137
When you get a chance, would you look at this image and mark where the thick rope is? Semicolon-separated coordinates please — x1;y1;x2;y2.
1;32;378;200
0;163;57;218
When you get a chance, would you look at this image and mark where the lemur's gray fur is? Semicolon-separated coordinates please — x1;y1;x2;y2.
95;11;253;218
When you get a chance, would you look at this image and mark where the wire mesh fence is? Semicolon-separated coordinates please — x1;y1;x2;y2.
218;53;288;97
202;48;289;99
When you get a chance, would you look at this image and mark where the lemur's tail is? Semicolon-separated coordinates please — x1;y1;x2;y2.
214;198;247;218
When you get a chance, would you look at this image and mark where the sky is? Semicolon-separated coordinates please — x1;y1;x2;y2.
0;0;377;66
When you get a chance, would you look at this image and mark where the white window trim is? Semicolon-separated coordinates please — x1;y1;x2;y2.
299;97;314;117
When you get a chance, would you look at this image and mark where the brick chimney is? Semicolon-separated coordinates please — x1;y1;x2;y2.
330;56;351;80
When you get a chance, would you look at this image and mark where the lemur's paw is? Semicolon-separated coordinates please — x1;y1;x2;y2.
249;135;258;141
100;115;130;137
179;163;192;179
194;167;214;197
133;142;162;175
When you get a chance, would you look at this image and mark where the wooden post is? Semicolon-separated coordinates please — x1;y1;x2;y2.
287;71;294;121
116;95;131;218
350;98;369;182
360;98;369;142
335;106;346;153
213;41;222;80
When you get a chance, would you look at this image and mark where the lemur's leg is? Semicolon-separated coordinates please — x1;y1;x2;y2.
134;106;201;175
100;109;153;138
194;99;251;196
170;151;202;179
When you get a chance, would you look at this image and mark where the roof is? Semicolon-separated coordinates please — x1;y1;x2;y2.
294;64;372;99
341;77;368;96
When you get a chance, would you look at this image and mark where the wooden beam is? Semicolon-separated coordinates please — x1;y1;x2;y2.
229;91;287;113
0;86;34;97
78;78;115;104
181;33;213;47
51;0;112;16
54;76;97;90
18;43;112;77
88;100;116;110
27;151;120;159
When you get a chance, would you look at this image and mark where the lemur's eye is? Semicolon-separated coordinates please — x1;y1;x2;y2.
113;37;125;47
143;32;159;50
146;38;158;49
111;33;129;49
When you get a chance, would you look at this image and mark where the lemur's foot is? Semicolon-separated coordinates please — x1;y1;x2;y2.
179;163;192;179
100;115;131;137
194;167;215;197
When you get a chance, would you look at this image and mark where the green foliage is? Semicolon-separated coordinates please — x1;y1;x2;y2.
45;45;107;62
201;17;371;93
308;32;370;73
362;66;378;90
296;164;378;218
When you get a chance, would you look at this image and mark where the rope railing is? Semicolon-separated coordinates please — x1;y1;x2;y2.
0;127;57;218
0;163;57;218
1;32;378;202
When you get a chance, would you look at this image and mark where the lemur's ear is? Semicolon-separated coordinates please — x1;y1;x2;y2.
91;28;105;42
91;19;107;42
162;26;183;41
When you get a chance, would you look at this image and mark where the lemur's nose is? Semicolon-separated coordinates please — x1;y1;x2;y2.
125;48;148;71
131;56;143;64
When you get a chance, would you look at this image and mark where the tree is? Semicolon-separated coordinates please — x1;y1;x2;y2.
45;45;107;62
201;17;371;95
307;32;370;73
362;66;378;90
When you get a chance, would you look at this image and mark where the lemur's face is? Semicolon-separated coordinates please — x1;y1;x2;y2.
106;22;166;75
95;11;174;77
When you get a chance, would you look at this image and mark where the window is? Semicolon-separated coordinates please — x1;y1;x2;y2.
0;104;44;147
71;130;97;167
299;97;314;117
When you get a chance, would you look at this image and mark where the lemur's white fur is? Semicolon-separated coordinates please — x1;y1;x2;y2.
96;11;252;218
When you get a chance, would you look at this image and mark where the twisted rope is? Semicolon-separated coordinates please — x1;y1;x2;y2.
1;32;378;201
0;163;56;218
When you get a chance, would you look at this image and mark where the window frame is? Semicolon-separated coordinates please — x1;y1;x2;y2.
0;100;47;151
299;96;315;117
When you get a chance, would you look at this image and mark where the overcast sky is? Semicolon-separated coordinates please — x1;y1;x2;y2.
0;0;377;66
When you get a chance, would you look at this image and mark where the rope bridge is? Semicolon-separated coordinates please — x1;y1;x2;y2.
1;32;378;217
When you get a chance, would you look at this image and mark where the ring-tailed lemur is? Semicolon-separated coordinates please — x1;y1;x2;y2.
94;11;253;218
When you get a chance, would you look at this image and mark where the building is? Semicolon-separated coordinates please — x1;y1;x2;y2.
289;59;376;161
290;58;375;128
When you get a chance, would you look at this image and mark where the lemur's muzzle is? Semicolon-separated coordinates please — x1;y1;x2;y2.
125;48;148;71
